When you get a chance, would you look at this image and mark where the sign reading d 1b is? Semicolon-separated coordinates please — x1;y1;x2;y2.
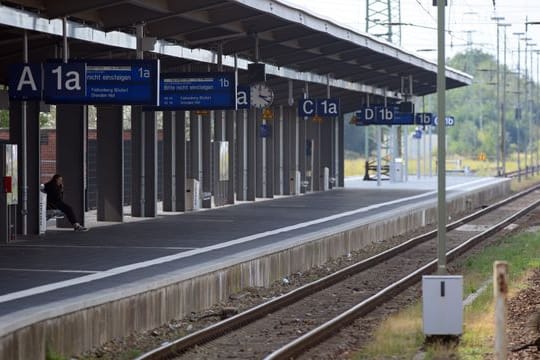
298;98;340;117
355;106;396;125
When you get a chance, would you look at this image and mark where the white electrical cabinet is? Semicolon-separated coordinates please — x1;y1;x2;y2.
323;167;329;191
185;178;200;211
422;275;463;335
39;189;47;234
289;170;301;195
391;158;404;182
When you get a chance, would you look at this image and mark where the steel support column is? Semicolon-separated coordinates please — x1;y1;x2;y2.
265;115;274;198
9;101;40;234
247;109;257;201
256;112;263;197
56;104;87;227
273;105;283;195
320;117;332;190
299;114;307;193
235;110;246;200
338;115;345;187
96;105;123;222
131;107;157;217
226;110;236;204
163;111;186;212
282;106;290;195
202;112;212;208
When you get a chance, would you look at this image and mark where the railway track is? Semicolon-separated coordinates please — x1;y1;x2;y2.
136;184;540;360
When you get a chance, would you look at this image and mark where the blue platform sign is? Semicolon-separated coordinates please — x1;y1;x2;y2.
237;86;250;109
9;63;43;100
395;111;415;125
153;72;236;110
43;59;159;105
355;105;415;125
355;106;395;125
433;115;455;126
259;123;271;138
298;98;340;117
43;62;86;102
415;113;433;126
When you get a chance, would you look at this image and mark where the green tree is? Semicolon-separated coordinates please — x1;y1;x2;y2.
423;48;535;161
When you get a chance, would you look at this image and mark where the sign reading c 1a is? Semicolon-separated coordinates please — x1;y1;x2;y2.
298;98;340;117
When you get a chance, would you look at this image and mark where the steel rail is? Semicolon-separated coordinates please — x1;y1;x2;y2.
265;189;540;359
136;184;540;360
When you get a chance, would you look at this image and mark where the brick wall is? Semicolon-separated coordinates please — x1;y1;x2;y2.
0;129;164;210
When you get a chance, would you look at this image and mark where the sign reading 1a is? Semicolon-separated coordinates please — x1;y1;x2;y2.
44;62;86;101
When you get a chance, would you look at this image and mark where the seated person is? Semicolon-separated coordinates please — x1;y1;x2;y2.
44;174;88;232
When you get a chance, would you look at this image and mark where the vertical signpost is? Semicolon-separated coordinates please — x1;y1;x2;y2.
422;0;462;341
436;0;447;276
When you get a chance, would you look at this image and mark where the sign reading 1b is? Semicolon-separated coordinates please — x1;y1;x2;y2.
154;72;236;110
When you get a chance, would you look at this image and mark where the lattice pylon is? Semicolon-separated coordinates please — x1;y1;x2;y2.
365;0;401;45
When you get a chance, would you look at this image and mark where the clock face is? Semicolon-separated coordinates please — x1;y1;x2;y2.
250;83;274;109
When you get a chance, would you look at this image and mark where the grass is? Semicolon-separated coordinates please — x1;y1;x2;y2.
345;158;366;177
351;228;540;359
345;154;540;178
46;347;66;360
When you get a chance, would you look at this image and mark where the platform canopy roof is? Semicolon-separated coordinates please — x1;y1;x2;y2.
0;0;472;112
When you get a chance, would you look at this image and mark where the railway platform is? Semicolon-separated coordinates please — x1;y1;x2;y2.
0;175;510;359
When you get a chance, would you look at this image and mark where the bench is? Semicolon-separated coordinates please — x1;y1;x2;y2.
46;209;65;221
40;184;65;221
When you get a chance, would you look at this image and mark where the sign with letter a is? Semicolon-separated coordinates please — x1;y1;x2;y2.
9;64;42;100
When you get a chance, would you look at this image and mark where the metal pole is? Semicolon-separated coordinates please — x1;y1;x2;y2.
527;45;534;175
501;25;509;176
404;122;408;182
524;41;529;175
136;24;145;216
62;18;68;63
218;43;225;142
417;127;421;179
536;50;539;171
491;17;506;175
377;94;385;187
365;94;369;161
494;18;502;175
421;96;426;179
436;0;447;275
21;31;28;235
514;32;524;182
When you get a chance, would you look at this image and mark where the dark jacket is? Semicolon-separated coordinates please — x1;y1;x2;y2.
44;181;63;208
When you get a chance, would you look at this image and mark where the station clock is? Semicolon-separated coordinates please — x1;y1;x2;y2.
250;83;274;109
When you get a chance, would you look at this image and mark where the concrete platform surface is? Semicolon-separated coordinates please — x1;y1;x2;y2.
0;175;512;360
0;175;502;315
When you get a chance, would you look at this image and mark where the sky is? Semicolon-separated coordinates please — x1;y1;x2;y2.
284;0;540;78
